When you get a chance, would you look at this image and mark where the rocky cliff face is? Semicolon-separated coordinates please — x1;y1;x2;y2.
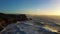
0;13;28;31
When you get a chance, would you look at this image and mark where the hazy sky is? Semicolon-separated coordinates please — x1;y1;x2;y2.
0;0;60;15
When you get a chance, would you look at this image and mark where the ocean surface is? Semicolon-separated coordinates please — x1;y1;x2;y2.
1;21;58;34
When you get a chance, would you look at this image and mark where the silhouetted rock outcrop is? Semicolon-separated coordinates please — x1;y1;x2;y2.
0;13;28;31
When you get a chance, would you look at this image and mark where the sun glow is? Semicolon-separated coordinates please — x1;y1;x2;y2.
17;0;60;15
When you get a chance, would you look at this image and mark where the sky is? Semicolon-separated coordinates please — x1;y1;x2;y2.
0;0;60;15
